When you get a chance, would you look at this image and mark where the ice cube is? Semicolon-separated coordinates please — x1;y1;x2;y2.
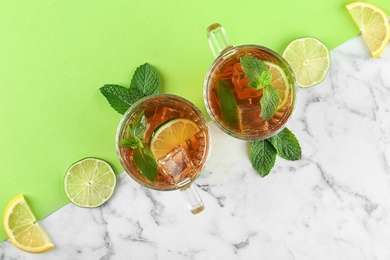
185;130;206;166
237;103;269;134
158;146;194;185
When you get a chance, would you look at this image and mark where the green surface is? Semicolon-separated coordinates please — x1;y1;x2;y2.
0;0;389;242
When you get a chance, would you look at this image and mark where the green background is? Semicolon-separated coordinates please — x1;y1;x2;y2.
0;0;389;241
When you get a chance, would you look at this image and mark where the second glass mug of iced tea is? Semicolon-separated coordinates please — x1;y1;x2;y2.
204;23;298;140
116;94;211;214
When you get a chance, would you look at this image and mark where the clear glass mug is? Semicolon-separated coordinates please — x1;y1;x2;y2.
116;94;211;214
204;23;298;140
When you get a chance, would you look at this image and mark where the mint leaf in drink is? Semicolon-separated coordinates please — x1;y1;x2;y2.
100;63;160;114
127;114;146;140
260;84;280;120
217;79;240;128
130;63;160;98
100;84;137;114
240;56;281;119
240;56;268;89
132;147;158;182
250;139;277;177
120;113;146;149
260;70;272;86
269;128;301;160
119;137;143;149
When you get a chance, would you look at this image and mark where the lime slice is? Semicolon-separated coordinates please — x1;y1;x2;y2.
264;61;290;109
217;79;240;128
3;194;54;253
282;37;330;88
64;158;117;208
346;2;390;58
150;118;200;160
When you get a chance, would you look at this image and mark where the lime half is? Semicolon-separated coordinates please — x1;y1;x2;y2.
64;158;117;208
282;37;330;88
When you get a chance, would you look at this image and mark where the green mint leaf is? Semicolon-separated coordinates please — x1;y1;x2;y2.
120;113;146;149
127;114;146;140
100;84;138;114
260;70;272;86
130;63;160;98
269;128;301;160
217;79;240;128
260;85;280;120
250;139;277;177
240;56;268;89
133;147;158;182
119;137;143;149
100;63;160;114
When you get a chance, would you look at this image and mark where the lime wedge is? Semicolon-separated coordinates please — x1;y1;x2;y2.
3;194;54;253
64;158;117;208
346;1;390;58
150;118;200;160
217;79;240;128
264;61;290;109
282;37;330;88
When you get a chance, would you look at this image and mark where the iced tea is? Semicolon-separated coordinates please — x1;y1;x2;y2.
204;24;297;140
116;95;211;191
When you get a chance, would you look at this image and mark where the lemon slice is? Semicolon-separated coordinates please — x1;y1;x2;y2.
150;118;200;160
282;37;330;88
346;2;390;58
64;158;117;208
3;194;54;253
264;61;290;109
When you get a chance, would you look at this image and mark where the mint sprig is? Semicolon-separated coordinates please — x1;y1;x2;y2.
269;128;301;160
240;55;268;89
100;63;160;114
260;85;281;120
119;113;158;182
133;147;158;182
249;139;277;177
101;63;160;182
240;56;280;120
249;127;301;177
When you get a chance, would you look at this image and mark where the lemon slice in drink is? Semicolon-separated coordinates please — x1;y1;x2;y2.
150;118;200;160
3;194;54;253
64;158;117;208
282;37;330;88
346;2;390;58
264;61;290;109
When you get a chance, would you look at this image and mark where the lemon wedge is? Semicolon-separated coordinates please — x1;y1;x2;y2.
3;194;54;253
346;1;390;58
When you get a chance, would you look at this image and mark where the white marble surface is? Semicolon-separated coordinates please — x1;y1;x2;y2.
1;35;390;260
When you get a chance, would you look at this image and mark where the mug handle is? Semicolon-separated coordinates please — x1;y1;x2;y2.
207;23;233;58
181;184;205;214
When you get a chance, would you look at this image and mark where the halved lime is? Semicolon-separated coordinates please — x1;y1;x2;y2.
150;118;200;160
282;37;330;88
264;61;290;109
217;79;240;128
64;158;117;208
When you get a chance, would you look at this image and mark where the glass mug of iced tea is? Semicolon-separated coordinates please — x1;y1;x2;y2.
204;23;297;140
116;94;211;214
